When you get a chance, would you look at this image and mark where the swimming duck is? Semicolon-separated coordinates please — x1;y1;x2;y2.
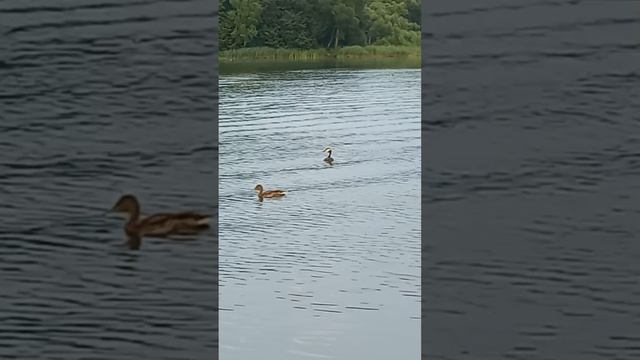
110;194;210;249
254;184;286;201
323;147;334;164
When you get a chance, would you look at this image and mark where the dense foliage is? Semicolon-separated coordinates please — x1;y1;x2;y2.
219;0;421;51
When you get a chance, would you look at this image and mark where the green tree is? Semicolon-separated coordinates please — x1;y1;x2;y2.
218;0;420;51
405;0;421;26
257;0;316;49
365;0;419;45
319;0;366;48
219;0;262;50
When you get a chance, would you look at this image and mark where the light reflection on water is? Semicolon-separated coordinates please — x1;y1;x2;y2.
220;68;421;360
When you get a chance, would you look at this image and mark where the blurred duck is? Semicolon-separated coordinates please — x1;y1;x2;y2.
323;147;334;164
254;184;286;201
110;194;210;249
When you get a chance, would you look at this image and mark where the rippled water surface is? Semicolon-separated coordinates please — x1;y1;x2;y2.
424;0;640;359
219;69;421;359
0;1;216;359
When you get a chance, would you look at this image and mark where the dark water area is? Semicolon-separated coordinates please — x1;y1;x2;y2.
424;0;640;359
0;1;217;359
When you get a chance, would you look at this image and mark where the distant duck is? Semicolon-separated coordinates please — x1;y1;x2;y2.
110;194;210;250
254;184;286;201
323;147;334;164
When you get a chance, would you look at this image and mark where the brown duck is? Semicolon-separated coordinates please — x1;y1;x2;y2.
110;194;210;249
254;184;286;201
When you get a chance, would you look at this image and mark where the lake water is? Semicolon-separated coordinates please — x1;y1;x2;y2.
0;1;217;359
424;0;640;359
219;68;421;359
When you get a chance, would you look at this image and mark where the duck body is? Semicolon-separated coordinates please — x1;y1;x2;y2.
125;211;210;238
111;194;210;248
254;184;286;200
323;147;334;164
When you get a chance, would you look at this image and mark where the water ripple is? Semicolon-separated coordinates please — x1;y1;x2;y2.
0;0;216;359
424;0;640;358
220;69;420;359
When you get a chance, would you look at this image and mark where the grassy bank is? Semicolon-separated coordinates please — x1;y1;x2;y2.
219;45;420;62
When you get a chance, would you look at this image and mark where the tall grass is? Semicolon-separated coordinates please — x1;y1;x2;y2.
339;45;420;58
219;45;420;62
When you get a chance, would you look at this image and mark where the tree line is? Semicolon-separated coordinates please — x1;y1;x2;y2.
220;0;421;51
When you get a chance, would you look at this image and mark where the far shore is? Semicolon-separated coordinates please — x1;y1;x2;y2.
219;45;421;63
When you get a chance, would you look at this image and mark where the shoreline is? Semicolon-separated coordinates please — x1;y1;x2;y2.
219;45;421;63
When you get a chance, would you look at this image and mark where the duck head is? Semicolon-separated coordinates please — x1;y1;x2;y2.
254;184;264;194
110;194;140;218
